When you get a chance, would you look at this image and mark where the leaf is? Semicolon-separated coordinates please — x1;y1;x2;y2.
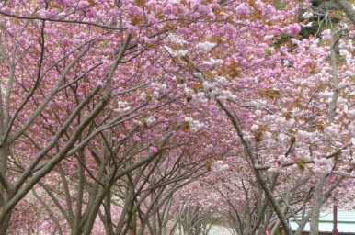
254;131;263;142
50;2;63;10
134;0;145;7
350;75;355;84
314;121;325;131
206;159;212;172
100;41;109;49
273;0;286;10
280;33;290;41
131;17;143;26
183;121;189;132
222;61;241;78
88;0;96;6
295;161;305;171
192;83;202;93
272;33;291;49
259;88;281;100
284;111;292;120
146;93;153;102
254;125;266;142
142;118;148;128
265;48;272;57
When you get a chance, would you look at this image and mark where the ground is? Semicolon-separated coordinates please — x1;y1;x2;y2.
208;226;233;235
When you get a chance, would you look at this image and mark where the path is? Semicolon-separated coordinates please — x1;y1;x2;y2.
208;226;233;235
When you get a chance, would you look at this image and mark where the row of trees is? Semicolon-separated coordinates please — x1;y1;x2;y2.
0;0;354;234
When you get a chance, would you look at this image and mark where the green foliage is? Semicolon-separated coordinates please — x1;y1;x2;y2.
272;33;291;49
265;48;272;57
273;0;286;10
300;21;321;38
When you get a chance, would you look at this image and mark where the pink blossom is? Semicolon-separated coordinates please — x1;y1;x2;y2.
150;146;158;154
77;0;89;9
62;0;73;7
235;3;251;16
86;8;97;18
285;24;302;37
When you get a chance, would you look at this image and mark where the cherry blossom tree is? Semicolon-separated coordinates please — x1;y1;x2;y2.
0;0;354;234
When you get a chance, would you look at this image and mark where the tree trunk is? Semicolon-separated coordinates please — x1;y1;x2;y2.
310;175;326;235
0;145;10;235
0;213;11;235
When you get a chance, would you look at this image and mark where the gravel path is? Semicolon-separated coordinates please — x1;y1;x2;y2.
208;226;233;235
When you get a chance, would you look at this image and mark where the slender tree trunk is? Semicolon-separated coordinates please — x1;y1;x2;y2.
82;183;110;235
0;213;11;235
72;152;86;235
0;145;10;235
310;174;326;235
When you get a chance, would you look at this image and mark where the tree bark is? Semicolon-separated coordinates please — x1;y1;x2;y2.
0;145;10;235
310;175;326;235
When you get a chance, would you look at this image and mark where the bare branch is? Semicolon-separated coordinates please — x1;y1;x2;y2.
216;99;292;235
5;42;92;144
0;11;127;31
